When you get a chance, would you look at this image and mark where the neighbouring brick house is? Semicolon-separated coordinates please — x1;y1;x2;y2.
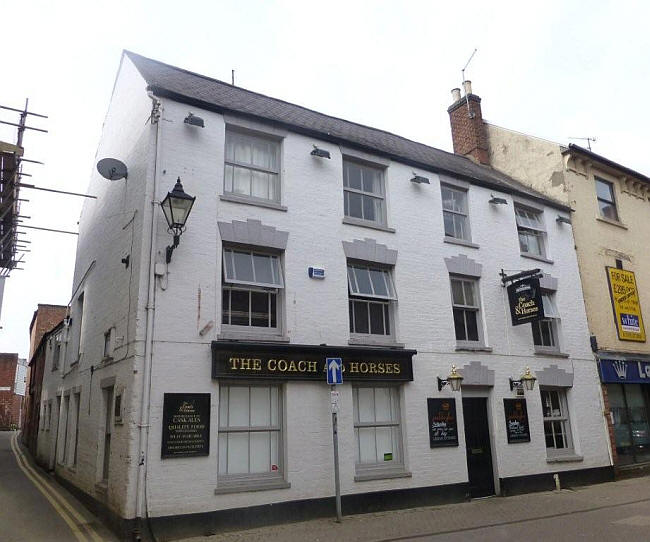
0;353;26;429
35;52;612;540
23;304;66;451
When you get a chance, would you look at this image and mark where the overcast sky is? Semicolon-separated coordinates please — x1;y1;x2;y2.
2;0;649;358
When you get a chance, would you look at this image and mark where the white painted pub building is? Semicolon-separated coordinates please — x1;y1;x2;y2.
34;52;612;539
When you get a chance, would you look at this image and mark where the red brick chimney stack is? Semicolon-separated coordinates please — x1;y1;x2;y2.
448;81;489;165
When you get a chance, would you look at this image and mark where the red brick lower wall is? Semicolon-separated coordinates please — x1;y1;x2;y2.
0;391;22;429
600;383;619;465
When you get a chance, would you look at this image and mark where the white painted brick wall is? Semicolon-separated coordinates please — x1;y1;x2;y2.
38;60;612;522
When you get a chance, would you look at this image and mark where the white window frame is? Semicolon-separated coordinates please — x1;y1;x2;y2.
343;159;387;226
540;387;573;456
73;292;84;364
347;263;397;341
353;385;406;480
532;293;561;353
221;248;284;335
441;184;470;241
450;276;484;347
515;205;547;259
595;177;619;222
52;332;62;371
217;383;287;492
224;128;281;204
103;328;114;360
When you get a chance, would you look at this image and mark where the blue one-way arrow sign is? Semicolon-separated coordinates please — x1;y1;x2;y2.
326;357;343;385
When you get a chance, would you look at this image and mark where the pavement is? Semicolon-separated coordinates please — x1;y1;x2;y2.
180;475;650;542
0;431;115;542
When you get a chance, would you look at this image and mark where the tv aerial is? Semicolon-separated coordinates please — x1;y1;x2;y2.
97;158;128;181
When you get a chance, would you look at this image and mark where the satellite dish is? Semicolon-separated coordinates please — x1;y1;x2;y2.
97;158;128;181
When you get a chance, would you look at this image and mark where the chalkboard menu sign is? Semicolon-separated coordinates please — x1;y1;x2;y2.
427;398;459;447
161;393;210;458
507;277;544;326
503;398;531;443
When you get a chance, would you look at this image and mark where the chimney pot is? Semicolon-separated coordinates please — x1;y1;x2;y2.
451;88;461;102
463;80;473;95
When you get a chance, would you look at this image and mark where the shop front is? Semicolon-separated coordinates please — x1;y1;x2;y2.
600;358;650;465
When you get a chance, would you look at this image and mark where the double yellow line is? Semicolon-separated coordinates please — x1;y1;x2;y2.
10;432;104;542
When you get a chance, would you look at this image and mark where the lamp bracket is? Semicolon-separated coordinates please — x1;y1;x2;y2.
500;268;542;285
437;377;447;392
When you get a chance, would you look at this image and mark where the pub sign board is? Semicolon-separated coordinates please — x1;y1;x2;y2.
503;398;531;443
427;398;459;447
161;393;210;459
212;342;415;382
507;277;544;326
606;267;647;342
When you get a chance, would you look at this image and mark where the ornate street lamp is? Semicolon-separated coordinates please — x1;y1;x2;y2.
160;177;196;263
438;365;464;392
510;367;537;392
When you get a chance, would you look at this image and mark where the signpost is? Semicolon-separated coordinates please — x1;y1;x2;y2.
326;357;343;523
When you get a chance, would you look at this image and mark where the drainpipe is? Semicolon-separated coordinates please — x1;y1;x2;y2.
135;93;162;537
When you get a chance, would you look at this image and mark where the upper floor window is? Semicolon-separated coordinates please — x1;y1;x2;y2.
343;160;386;226
515;206;546;258
348;263;396;338
224;129;280;203
441;185;470;241
222;248;283;331
532;293;561;352
52;332;62;371
75;292;84;361
450;277;483;345
595;178;619;221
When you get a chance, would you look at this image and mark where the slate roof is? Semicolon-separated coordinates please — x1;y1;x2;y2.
125;51;570;212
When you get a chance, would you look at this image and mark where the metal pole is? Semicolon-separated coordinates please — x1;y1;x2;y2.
331;384;342;522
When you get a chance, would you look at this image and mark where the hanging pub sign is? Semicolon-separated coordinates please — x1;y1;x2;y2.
503;398;531;443
212;342;415;382
427;398;459;447
161;393;210;458
507;277;544;326
606;267;646;342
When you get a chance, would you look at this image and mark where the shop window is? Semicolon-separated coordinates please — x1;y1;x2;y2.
450;277;483;346
595;178;619;221
222;248;283;333
441;184;470;241
532;293;561;352
607;384;650;465
343;160;386;226
224;129;280;203
515;205;547;258
347;263;396;339
218;384;284;490
540;388;573;455
353;386;404;479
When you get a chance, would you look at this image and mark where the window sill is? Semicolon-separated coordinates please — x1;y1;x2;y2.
444;236;479;249
521;253;554;264
534;348;570;358
95;481;108;494
342;217;395;233
217;330;290;343
214;479;290;495
349;336;405;348
546;453;583;464
596;216;627;230
220;194;287;211
455;345;492;352
354;468;412;482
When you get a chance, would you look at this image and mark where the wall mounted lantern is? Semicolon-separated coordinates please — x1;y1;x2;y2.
438;365;464;392
160;177;196;263
509;367;537;392
311;145;331;159
184;112;205;128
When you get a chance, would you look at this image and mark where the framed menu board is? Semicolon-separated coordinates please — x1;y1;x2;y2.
427;398;459;447
503;398;531;443
161;393;210;458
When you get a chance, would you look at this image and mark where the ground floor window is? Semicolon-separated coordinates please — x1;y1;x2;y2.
540;388;572;454
607;383;650;465
353;386;403;476
218;384;283;484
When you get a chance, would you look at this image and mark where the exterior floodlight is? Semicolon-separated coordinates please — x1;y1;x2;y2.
160;177;196;263
489;196;508;205
438;365;463;392
410;173;430;184
184;113;205;128
510;367;537;392
556;215;572;225
311;145;331;159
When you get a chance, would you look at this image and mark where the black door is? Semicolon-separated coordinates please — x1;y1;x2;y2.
462;397;495;498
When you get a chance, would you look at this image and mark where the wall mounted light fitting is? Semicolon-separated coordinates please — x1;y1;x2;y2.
438;365;463;391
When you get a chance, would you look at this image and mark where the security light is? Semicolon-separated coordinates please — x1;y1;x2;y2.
311;145;331;159
184;113;205;128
